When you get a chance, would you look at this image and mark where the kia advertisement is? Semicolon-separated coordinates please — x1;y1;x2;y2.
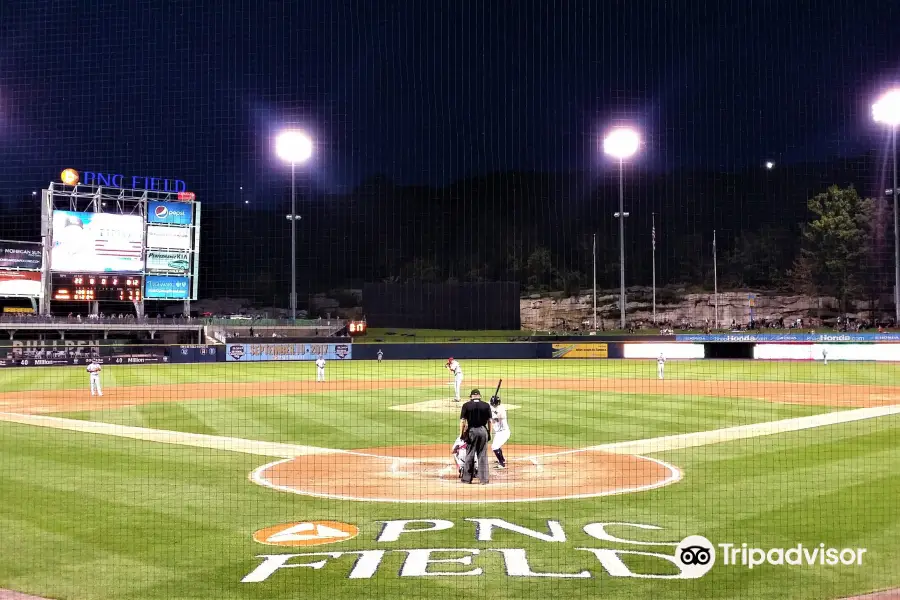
147;201;193;225
146;250;191;273
144;275;190;299
0;270;42;297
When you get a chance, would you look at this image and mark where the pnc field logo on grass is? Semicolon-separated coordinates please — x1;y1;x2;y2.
253;521;360;547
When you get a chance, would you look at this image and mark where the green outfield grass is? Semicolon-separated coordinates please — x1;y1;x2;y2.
1;359;899;600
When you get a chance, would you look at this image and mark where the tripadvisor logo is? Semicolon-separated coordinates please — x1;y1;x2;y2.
243;520;867;583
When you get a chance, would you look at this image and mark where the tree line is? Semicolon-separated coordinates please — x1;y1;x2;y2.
0;152;894;314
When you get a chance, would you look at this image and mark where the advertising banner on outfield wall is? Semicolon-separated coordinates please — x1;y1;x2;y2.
226;343;352;362
0;241;42;270
552;343;609;358
677;332;900;343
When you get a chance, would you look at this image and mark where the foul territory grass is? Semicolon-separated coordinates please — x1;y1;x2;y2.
1;360;899;599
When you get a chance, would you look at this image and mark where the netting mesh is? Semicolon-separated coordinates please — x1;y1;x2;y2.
0;2;899;599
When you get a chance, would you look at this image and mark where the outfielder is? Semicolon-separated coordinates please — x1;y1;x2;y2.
87;359;103;396
822;348;828;366
446;357;463;402
315;355;326;382
377;349;384;364
489;394;510;468
657;353;666;380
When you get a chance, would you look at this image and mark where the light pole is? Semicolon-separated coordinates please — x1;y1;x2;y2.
603;127;641;330
275;129;313;321
873;90;900;326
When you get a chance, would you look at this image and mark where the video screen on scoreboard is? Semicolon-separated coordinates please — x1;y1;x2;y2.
51;211;144;273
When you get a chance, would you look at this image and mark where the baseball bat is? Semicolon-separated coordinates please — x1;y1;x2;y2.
493;378;503;398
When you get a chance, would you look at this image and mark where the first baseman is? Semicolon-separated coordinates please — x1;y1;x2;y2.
446;357;463;402
657;353;666;380
490;394;510;468
315;355;326;382
87;359;103;396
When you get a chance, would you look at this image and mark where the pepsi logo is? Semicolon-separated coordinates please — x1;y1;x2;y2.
154;205;169;218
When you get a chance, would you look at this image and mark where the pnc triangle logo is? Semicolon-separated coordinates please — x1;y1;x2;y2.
253;521;359;547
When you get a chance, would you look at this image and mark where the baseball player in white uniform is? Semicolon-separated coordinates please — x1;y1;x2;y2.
315;356;326;382
489;394;510;468
446;357;463;402
451;436;468;477
822;348;828;366
377;349;384;364
87;359;103;396
657;353;666;380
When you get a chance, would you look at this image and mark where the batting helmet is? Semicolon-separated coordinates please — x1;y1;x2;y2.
490;395;501;407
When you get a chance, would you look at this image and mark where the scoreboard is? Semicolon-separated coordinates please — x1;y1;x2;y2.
51;273;143;302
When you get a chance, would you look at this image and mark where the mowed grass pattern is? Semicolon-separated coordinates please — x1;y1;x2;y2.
0;359;899;599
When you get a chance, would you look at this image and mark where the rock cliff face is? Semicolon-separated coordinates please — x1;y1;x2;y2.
520;287;883;331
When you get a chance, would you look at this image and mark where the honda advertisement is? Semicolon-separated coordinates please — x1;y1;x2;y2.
147;201;193;226
0;241;42;270
144;275;190;299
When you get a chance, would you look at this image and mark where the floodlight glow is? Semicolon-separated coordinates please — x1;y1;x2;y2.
275;130;313;164
765;161;774;169
603;128;641;160
873;89;900;127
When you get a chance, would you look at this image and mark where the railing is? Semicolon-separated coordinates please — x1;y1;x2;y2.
0;314;345;327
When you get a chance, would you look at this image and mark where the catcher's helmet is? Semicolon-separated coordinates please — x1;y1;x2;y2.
469;389;481;399
490;395;501;407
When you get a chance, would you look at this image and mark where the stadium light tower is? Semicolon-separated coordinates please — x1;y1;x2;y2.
873;89;900;325
275;129;314;321
603;127;641;330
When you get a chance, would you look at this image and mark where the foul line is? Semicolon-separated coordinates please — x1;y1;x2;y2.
2;403;899;464
536;404;900;458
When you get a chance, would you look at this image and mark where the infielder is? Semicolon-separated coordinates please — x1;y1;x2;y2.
315;355;326;382
489;394;510;468
446;357;463;402
657;353;666;380
86;359;103;397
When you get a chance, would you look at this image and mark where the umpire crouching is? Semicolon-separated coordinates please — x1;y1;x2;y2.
459;389;492;484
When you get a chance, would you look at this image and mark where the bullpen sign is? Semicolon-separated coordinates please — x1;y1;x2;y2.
226;343;352;362
148;201;193;226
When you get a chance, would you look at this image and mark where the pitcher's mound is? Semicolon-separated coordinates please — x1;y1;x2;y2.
390;399;521;413
251;444;679;503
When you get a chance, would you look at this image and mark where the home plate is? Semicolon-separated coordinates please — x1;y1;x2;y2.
391;399;521;413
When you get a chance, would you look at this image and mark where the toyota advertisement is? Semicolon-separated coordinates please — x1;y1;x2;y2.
147;201;193;225
51;211;145;273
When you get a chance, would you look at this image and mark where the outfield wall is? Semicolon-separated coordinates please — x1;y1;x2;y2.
3;335;900;367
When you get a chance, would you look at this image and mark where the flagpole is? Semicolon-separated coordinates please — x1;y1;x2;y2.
652;212;657;324
713;229;719;329
592;233;597;331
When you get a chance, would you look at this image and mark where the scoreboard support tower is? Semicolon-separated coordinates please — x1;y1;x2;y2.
39;182;200;317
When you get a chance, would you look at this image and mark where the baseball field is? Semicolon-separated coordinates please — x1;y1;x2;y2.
1;358;899;599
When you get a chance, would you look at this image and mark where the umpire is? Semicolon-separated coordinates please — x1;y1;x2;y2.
459;389;492;484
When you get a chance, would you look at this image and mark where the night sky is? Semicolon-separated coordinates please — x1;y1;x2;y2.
1;0;899;201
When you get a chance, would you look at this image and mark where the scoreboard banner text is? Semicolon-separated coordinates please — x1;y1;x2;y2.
226;343;352;362
0;241;42;270
551;343;609;359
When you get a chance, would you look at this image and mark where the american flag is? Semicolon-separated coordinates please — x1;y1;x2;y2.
652;224;656;251
95;236;142;258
